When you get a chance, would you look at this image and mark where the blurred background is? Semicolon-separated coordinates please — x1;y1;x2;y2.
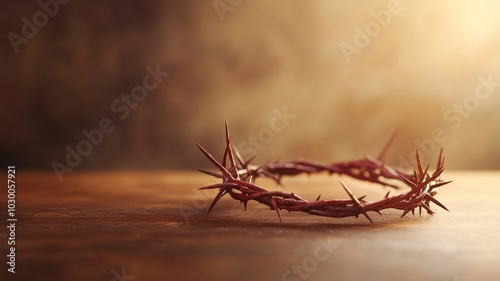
1;0;500;172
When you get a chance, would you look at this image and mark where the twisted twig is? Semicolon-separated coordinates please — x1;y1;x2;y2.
197;123;451;223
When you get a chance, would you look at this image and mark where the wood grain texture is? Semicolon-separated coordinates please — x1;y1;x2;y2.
1;171;499;281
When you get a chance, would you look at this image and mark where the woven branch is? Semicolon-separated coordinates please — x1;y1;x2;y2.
196;123;451;223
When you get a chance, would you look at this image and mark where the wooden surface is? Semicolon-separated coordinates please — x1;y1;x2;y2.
1;170;500;281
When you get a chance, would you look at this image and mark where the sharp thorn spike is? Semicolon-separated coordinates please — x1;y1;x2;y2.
270;197;282;223
424;194;450;212
415;149;424;178
420;203;434;216
377;129;398;161
400;209;411;218
233;145;246;166
437;147;444;168
196;143;234;180
338;178;372;223
430;180;452;189
197;169;222;178
243;156;256;166
222;144;229;169
222;121;230;168
199;183;227;190
207;189;227;214
400;174;418;189
384;191;391;198
424;163;430;178
224;122;239;179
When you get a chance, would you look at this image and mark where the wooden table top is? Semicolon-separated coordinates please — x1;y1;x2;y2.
1;170;499;281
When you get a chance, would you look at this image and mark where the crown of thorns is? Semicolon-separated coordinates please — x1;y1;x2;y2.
196;122;451;223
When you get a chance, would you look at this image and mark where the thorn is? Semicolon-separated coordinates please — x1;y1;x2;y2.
270;197;282;223
225;122;239;180
384;191;391;198
430;180;452;189
197;169;222;178
424;194;450;212
222;144;229;169
243;200;248;211
422;167;446;186
399;174;418;189
199;183;227;190
222;121;230;168
232;145;245;166
377;129;398;161
243;156;256;166
411;209;415;216
419;206;422;216
196;143;234;180
224;120;230;137
420;203;434;216
316;194;321;201
400;209;411;218
423;163;430;178
437;147;444;168
415;149;424;179
207;189;227;214
338;178;373;223
358;195;366;201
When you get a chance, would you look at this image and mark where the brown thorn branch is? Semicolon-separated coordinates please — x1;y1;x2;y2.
196;124;452;223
